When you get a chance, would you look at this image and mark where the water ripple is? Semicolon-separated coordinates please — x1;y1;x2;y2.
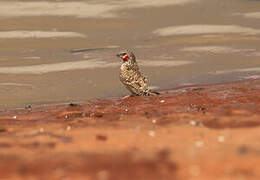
0;60;193;74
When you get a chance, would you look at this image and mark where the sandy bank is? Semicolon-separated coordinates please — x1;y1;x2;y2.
0;79;259;179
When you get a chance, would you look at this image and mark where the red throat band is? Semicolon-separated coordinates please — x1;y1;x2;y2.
123;54;129;61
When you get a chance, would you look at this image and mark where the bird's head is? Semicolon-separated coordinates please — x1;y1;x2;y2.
116;50;136;62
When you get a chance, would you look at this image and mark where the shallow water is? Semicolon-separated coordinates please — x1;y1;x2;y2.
0;0;260;108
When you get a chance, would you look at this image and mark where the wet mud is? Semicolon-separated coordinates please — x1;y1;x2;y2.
0;79;259;179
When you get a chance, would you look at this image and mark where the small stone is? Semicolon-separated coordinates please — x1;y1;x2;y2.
148;130;155;137
13;116;17;119
39;128;44;133
0;128;7;133
96;134;107;141
152;119;157;124
69;103;80;107
238;145;248;154
157;149;171;160
144;111;149;115
65;115;68;119
195;141;204;148
66;126;71;131
25;105;32;109
218;136;225;142
160;100;165;103
190;120;196;126
95;113;103;118
125;109;128;112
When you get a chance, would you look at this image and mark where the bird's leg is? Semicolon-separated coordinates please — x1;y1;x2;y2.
122;94;137;100
122;95;131;99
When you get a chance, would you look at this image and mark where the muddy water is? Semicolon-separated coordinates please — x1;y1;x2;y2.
0;0;260;108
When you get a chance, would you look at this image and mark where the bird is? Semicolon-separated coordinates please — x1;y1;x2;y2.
116;50;160;97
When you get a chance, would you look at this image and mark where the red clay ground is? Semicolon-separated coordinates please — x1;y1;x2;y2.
0;79;260;179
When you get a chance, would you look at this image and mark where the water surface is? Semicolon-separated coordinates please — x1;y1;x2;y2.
0;0;260;108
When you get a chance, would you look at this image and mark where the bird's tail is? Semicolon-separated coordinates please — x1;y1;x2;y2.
144;89;160;96
150;91;160;95
141;89;160;96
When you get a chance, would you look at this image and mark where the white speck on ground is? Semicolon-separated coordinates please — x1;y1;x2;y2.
195;141;204;148
148;130;155;137
66;126;71;131
39;128;44;133
190;120;197;126
218;136;225;142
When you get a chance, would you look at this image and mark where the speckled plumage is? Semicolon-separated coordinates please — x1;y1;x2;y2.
117;50;158;96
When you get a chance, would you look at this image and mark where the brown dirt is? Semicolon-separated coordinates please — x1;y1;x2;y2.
0;79;260;179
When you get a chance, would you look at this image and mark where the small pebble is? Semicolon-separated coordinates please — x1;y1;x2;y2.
0;128;7;133
152;119;157;124
96;134;107;141
39;128;44;133
218;136;225;143
13;116;17;119
25;105;32;109
160;100;165;103
189;120;196;126
69;103;81;107
66;126;71;131
65;115;68;119
125;109;128;112
238;145;248;154
148;130;155;137
95;113;103;118
195;141;204;148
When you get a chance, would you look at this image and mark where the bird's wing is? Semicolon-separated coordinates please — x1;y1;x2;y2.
122;80;142;95
142;74;148;83
136;72;148;88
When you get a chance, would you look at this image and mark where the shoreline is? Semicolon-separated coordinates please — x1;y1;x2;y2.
2;77;257;111
0;78;259;179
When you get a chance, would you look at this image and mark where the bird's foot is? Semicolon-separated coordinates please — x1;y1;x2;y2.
121;94;136;100
151;91;160;95
122;95;131;99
